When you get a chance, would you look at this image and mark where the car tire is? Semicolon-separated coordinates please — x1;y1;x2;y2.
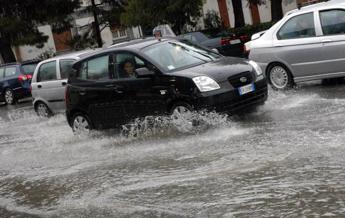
71;113;92;135
170;102;195;132
4;89;16;105
35;102;52;118
267;64;294;90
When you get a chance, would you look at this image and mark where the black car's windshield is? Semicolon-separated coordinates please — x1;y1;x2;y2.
21;63;38;75
142;41;221;72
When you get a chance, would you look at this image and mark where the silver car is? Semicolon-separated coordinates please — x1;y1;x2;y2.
247;0;345;90
31;51;91;117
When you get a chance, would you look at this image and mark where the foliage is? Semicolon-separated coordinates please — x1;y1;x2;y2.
36;48;56;60
230;21;276;37
121;0;203;34
0;0;80;62
67;34;98;51
0;0;79;46
203;10;224;30
202;21;276;39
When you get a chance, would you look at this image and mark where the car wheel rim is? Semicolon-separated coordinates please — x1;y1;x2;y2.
5;90;13;104
172;106;194;132
270;66;289;89
37;104;49;117
73;115;90;134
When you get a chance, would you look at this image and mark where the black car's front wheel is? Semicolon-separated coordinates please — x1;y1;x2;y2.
170;102;195;133
267;64;294;90
72;113;92;135
4;89;15;105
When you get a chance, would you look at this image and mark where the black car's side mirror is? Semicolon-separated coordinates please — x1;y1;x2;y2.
135;67;155;77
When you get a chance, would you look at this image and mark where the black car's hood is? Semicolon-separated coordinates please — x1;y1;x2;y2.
170;57;253;82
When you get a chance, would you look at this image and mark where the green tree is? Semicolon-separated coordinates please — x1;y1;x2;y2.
81;0;126;47
0;0;80;63
204;10;223;30
121;0;203;34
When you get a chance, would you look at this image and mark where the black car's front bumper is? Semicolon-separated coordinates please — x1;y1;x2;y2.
194;78;268;114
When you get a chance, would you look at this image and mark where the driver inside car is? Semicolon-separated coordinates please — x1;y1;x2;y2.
120;59;136;78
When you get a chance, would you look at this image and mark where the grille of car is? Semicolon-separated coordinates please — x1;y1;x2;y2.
228;71;254;88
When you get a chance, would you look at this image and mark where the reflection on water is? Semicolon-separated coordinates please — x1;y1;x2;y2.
1;84;345;217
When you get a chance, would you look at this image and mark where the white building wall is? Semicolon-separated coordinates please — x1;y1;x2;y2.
258;3;271;23
17;25;56;61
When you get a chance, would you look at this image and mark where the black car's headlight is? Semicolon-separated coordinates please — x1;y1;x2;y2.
192;76;221;92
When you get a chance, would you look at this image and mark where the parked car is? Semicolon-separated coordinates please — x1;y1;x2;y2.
247;0;345;90
0;60;40;105
31;51;92;117
178;31;248;57
65;38;267;133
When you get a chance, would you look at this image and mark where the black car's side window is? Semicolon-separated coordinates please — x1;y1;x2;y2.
4;66;17;77
78;55;110;81
113;52;147;79
38;61;57;82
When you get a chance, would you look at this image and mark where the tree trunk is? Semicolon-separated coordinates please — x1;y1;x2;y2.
0;39;16;63
271;0;283;22
232;0;245;28
91;0;103;48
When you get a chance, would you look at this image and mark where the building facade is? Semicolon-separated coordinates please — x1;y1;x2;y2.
10;0;142;62
3;0;324;63
200;0;324;29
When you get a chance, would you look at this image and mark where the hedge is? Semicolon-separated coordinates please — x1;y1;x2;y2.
201;21;276;39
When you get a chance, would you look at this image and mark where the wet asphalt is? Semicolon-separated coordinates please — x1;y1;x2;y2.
1;81;345;217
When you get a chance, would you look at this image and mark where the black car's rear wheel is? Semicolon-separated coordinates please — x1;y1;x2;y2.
4;89;15;105
72;113;92;135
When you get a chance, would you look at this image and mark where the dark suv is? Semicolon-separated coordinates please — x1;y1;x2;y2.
66;38;267;132
0;60;40;104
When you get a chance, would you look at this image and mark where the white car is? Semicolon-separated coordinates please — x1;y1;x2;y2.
246;0;345;90
31;51;92;117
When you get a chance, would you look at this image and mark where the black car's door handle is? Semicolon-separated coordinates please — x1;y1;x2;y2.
105;84;124;93
79;91;86;96
37;85;42;89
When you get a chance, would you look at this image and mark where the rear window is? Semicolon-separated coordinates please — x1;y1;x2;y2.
21;63;38;75
277;13;316;40
4;66;17;77
60;59;76;79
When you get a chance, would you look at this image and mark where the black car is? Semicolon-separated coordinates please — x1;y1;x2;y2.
0;60;40;104
178;31;248;57
65;38;267;132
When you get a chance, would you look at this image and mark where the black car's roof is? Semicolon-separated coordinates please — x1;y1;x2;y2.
77;37;176;61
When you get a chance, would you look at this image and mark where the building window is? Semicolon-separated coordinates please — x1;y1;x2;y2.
111;28;127;39
119;29;127;37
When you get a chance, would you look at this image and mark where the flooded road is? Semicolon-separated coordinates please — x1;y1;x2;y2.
1;82;345;217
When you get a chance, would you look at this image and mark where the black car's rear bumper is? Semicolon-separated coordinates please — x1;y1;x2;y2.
194;79;268;114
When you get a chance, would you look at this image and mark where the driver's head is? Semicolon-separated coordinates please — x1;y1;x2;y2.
123;59;135;75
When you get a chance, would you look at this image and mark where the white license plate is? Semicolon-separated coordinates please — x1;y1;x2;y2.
238;84;255;95
230;39;241;45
